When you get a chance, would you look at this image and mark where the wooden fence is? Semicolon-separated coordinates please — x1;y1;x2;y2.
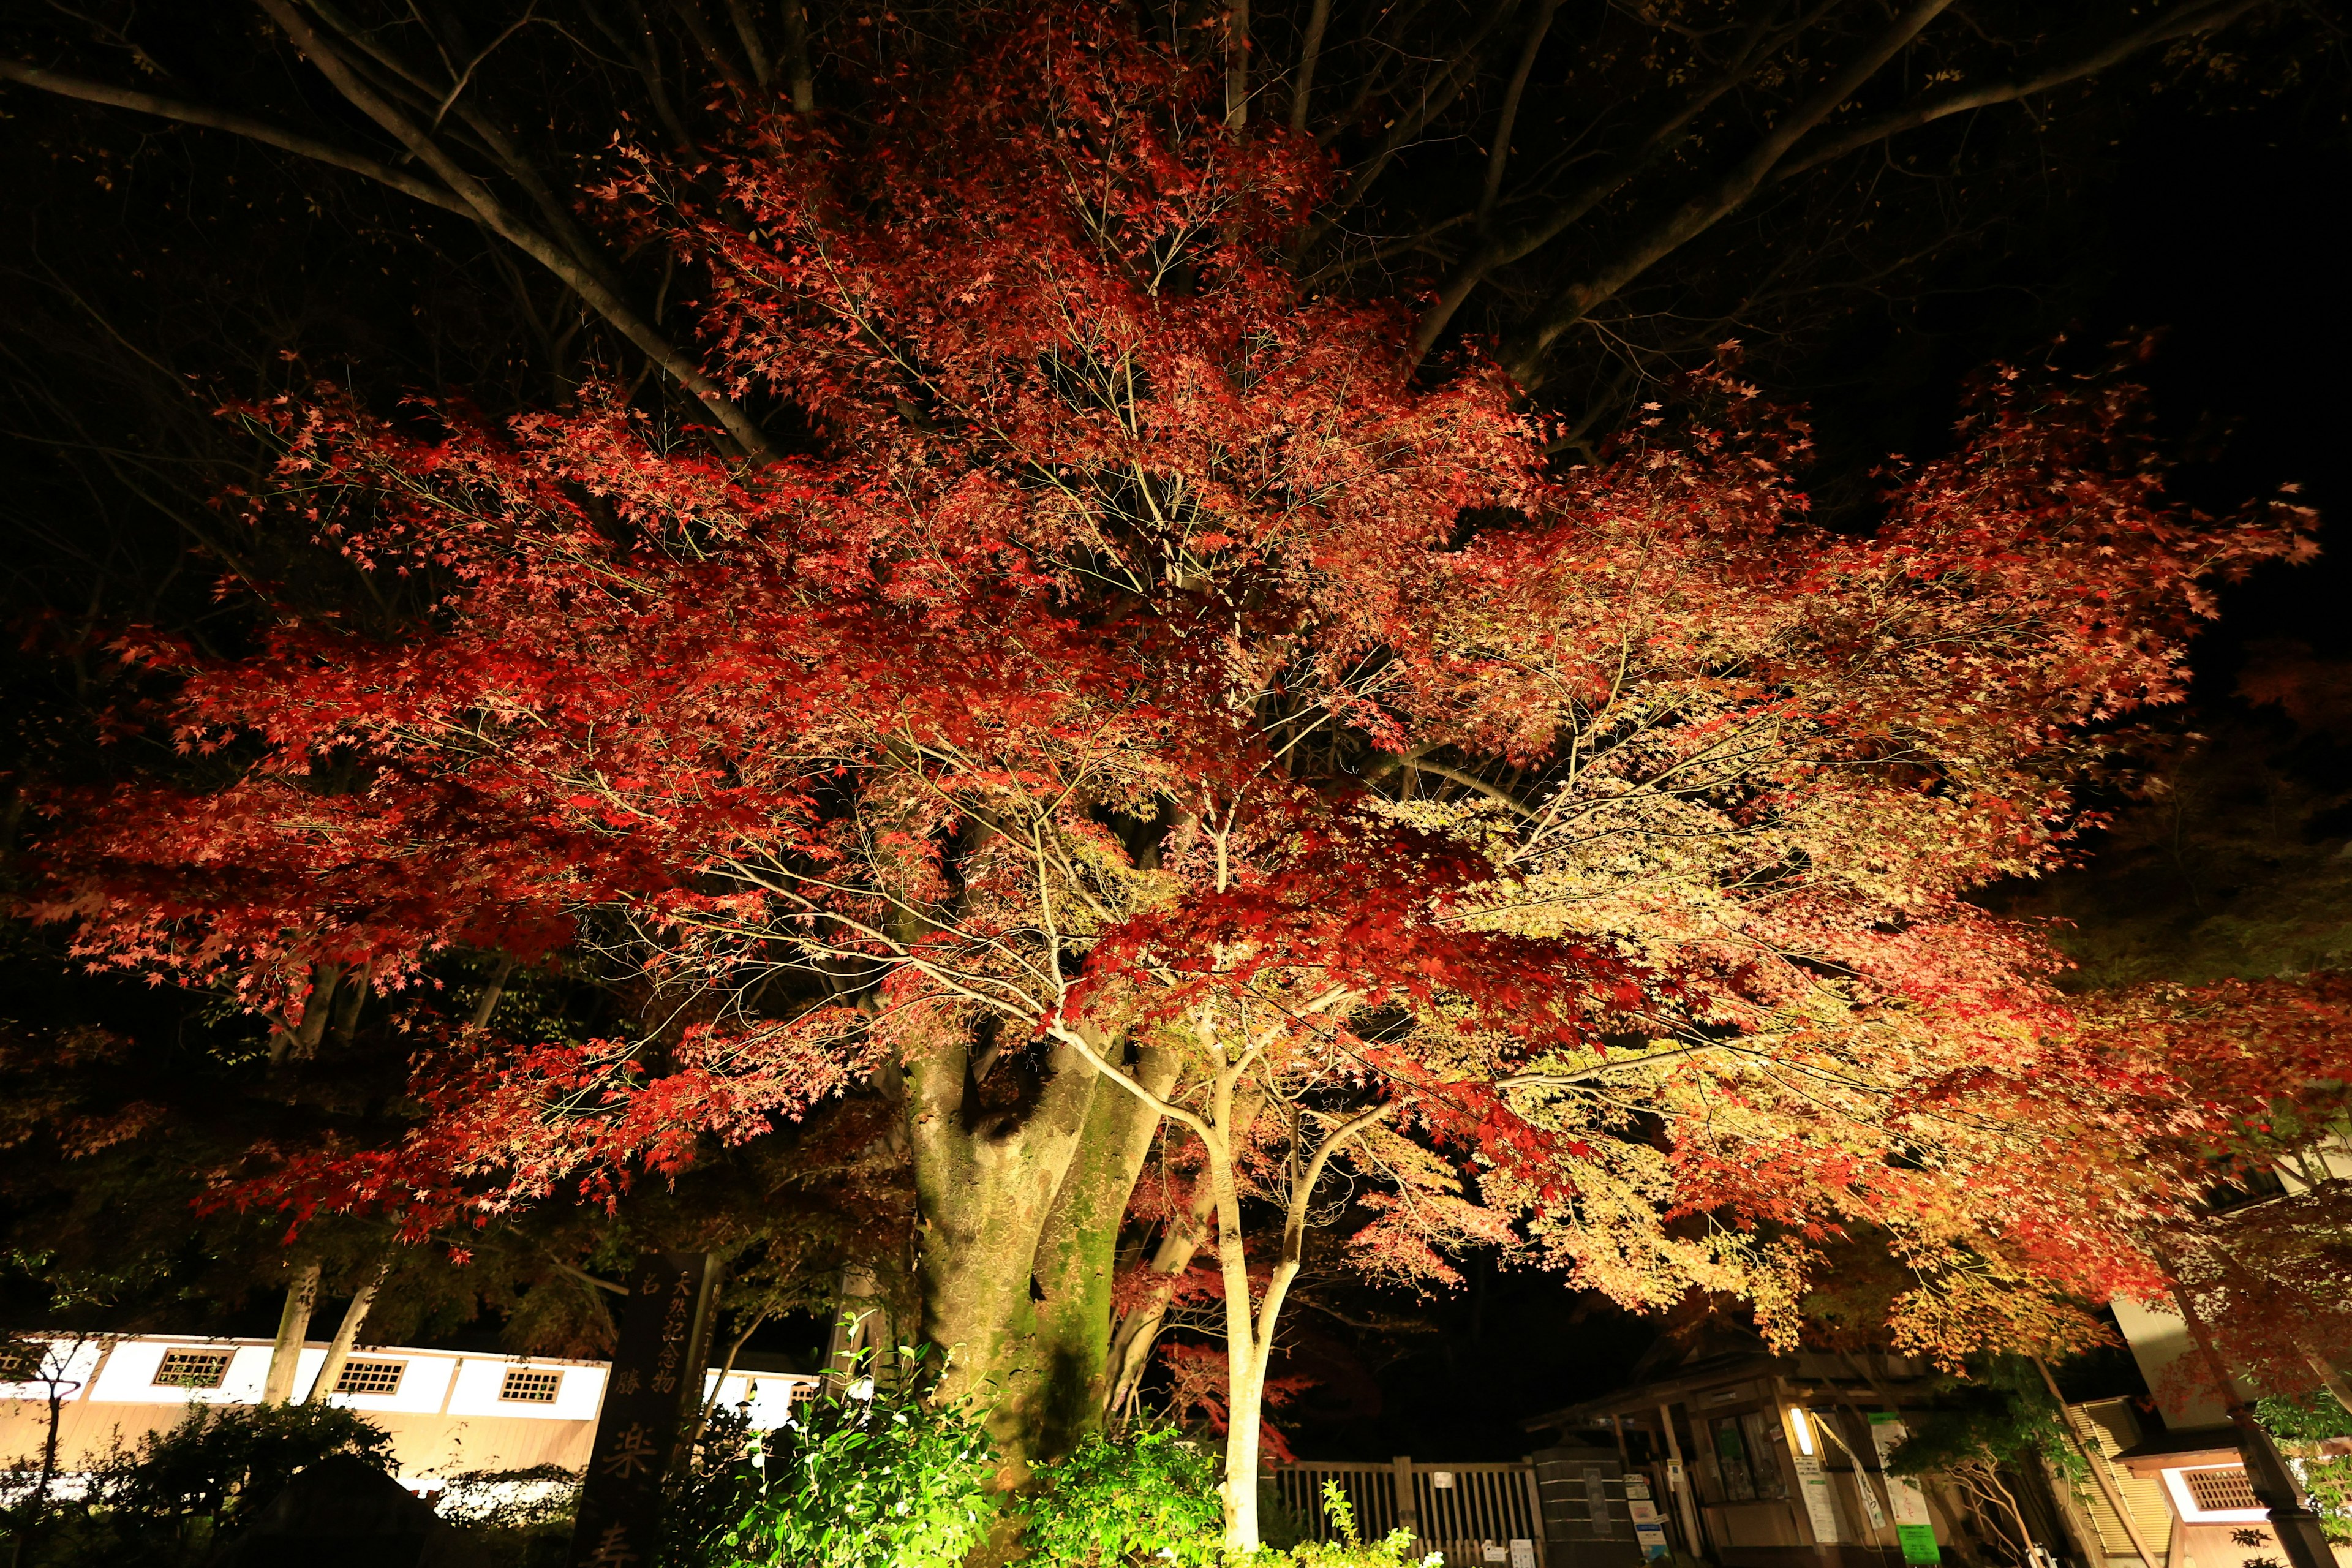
1270;1457;1546;1567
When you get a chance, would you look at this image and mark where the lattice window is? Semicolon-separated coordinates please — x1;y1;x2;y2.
154;1349;233;1389
499;1366;563;1403
2182;1466;2261;1512
0;1343;39;1380
334;1359;405;1395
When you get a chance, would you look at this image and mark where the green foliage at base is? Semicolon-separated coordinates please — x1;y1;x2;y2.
1019;1425;1225;1565
6;1371;1446;1568
676;1350;997;1568
435;1462;581;1567
2256;1390;2352;1544
1266;1481;1440;1568
3;1401;397;1567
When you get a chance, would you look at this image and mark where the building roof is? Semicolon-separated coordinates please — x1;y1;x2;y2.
1521;1343;1937;1433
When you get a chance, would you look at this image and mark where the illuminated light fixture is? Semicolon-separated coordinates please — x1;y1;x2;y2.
1787;1406;1817;1457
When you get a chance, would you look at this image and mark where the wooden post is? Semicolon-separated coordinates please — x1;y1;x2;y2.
1522;1460;1551;1568
1660;1401;1709;1562
565;1253;720;1568
1393;1455;1420;1547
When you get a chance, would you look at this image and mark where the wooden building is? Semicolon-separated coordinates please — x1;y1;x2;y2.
0;1332;815;1495
1522;1332;2104;1568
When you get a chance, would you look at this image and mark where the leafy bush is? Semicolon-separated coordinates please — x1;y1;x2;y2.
686;1350;997;1568
1880;1355;2078;1480
2256;1391;2352;1544
1018;1425;1224;1566
6;1401;396;1567
434;1461;580;1567
1256;1478;1310;1551
97;1401;398;1525
1014;1469;1432;1568
1270;1482;1439;1568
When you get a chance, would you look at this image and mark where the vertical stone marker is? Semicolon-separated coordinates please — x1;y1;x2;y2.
565;1251;721;1568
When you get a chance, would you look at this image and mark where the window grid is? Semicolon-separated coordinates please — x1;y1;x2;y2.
499;1366;564;1404
0;1344;39;1381
334;1359;405;1395
154;1349;234;1389
2183;1467;2261;1512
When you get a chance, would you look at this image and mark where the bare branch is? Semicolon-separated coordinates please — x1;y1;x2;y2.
1477;0;1561;232
0;59;471;217
1772;0;2264;183
1288;0;1333;132
1499;0;1956;384
247;0;774;458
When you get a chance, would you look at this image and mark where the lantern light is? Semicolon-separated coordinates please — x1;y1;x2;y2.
1787;1406;1817;1457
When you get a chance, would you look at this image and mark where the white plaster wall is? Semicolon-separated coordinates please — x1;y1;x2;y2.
307;1352;459;1415
0;1338;110;1403
87;1341;274;1407
704;1371;815;1430
445;1357;606;1422
2111;1297;2230;1426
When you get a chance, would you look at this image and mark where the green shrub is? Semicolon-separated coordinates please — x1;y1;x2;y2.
1017;1473;1433;1568
1263;1481;1438;1568
6;1401;396;1567
1018;1424;1224;1566
2257;1391;2352;1544
98;1400;398;1526
434;1461;580;1567
691;1350;997;1568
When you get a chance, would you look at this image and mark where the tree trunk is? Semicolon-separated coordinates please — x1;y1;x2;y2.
2165;1271;2337;1568
908;1021;1157;1486
307;1257;390;1403
10;1356;69;1568
1213;1193;1268;1550
262;1261;321;1404
1023;1044;1176;1452
1102;1199;1212;1422
1102;1087;1264;1422
2302;1348;2352;1415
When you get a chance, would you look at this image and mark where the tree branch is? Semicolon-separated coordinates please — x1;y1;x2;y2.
1771;0;2264;183
0;59;472;217
247;0;774;458
1288;0;1332;133
1302;0;1522;245
1408;1;1830;361
1477;0;1561;232
1500;0;1956;385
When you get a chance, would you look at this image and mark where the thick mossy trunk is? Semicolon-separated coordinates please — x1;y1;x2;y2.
907;1025;1170;1486
1023;1044;1175;1450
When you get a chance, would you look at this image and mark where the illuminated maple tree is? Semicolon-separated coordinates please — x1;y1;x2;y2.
20;10;2321;1545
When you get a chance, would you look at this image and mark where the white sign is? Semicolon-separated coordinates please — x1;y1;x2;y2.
1870;1416;1943;1566
1509;1543;1538;1568
1483;1545;1509;1564
1430;1471;1455;1490
1629;1500;1660;1524
1793;1452;1842;1544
